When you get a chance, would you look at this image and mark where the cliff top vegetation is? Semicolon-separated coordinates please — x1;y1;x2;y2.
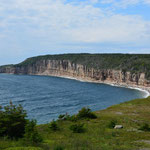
1;53;150;79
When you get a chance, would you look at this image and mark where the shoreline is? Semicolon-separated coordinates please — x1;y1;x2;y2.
1;73;150;98
45;74;150;98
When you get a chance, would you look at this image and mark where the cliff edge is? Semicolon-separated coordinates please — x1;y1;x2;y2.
0;54;150;91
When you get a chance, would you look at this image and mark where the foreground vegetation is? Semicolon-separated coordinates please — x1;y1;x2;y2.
1;96;150;150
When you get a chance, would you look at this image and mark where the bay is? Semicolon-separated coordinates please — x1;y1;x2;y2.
0;74;146;124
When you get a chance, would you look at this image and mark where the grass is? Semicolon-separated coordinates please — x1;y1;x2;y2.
1;96;150;150
5;147;42;150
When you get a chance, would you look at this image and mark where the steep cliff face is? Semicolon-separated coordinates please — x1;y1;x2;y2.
0;59;150;87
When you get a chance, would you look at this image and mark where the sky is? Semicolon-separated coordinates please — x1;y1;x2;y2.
0;0;150;65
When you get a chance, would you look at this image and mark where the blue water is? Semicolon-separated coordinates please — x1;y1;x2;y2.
0;74;147;124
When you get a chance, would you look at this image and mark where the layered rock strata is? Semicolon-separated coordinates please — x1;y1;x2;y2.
0;60;150;89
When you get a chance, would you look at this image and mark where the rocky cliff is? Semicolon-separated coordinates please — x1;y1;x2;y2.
0;58;150;87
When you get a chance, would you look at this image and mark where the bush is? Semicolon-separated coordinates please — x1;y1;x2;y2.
0;101;27;139
54;145;64;150
58;113;70;121
24;120;43;143
0;101;42;143
77;107;97;119
69;123;85;133
6;147;42;150
58;108;97;122
68;115;78;122
139;123;150;131
108;120;117;129
49;120;59;131
58;114;65;120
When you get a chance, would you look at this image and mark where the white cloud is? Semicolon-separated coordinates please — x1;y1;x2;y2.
68;15;150;43
144;0;150;4
100;0;115;4
0;0;150;47
113;0;140;8
0;0;150;65
89;0;99;3
100;0;150;8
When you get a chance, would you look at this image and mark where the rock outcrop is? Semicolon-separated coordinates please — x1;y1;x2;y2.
0;59;150;87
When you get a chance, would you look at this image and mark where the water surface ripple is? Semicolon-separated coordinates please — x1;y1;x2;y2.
0;74;146;124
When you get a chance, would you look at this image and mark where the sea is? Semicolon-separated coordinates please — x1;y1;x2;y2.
0;74;148;124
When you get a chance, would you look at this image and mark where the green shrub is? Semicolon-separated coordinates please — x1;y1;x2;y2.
139;123;150;131
5;147;42;150
69;123;85;133
49;120;59;131
0;101;27;139
0;102;42;142
24;120;43;143
54;145;64;150
108;120;117;129
68;115;78;122
58;114;65;120
58;113;71;121
58;108;97;122
63;113;71;120
77;107;97;119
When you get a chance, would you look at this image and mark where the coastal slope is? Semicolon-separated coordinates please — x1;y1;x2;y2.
1;96;150;150
0;54;150;92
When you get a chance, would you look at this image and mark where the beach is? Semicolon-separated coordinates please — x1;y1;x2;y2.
51;74;150;98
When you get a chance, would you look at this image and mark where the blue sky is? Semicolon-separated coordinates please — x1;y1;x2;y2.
0;0;150;65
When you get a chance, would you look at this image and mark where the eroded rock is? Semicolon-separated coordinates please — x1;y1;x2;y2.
114;125;123;129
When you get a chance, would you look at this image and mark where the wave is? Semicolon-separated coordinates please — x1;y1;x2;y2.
56;75;150;98
17;99;27;103
1;74;149;124
127;87;149;98
29;102;80;112
106;83;150;98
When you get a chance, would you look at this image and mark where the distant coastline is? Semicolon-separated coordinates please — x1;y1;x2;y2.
0;54;150;98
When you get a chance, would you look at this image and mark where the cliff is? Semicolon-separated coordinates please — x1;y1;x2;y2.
0;54;150;88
